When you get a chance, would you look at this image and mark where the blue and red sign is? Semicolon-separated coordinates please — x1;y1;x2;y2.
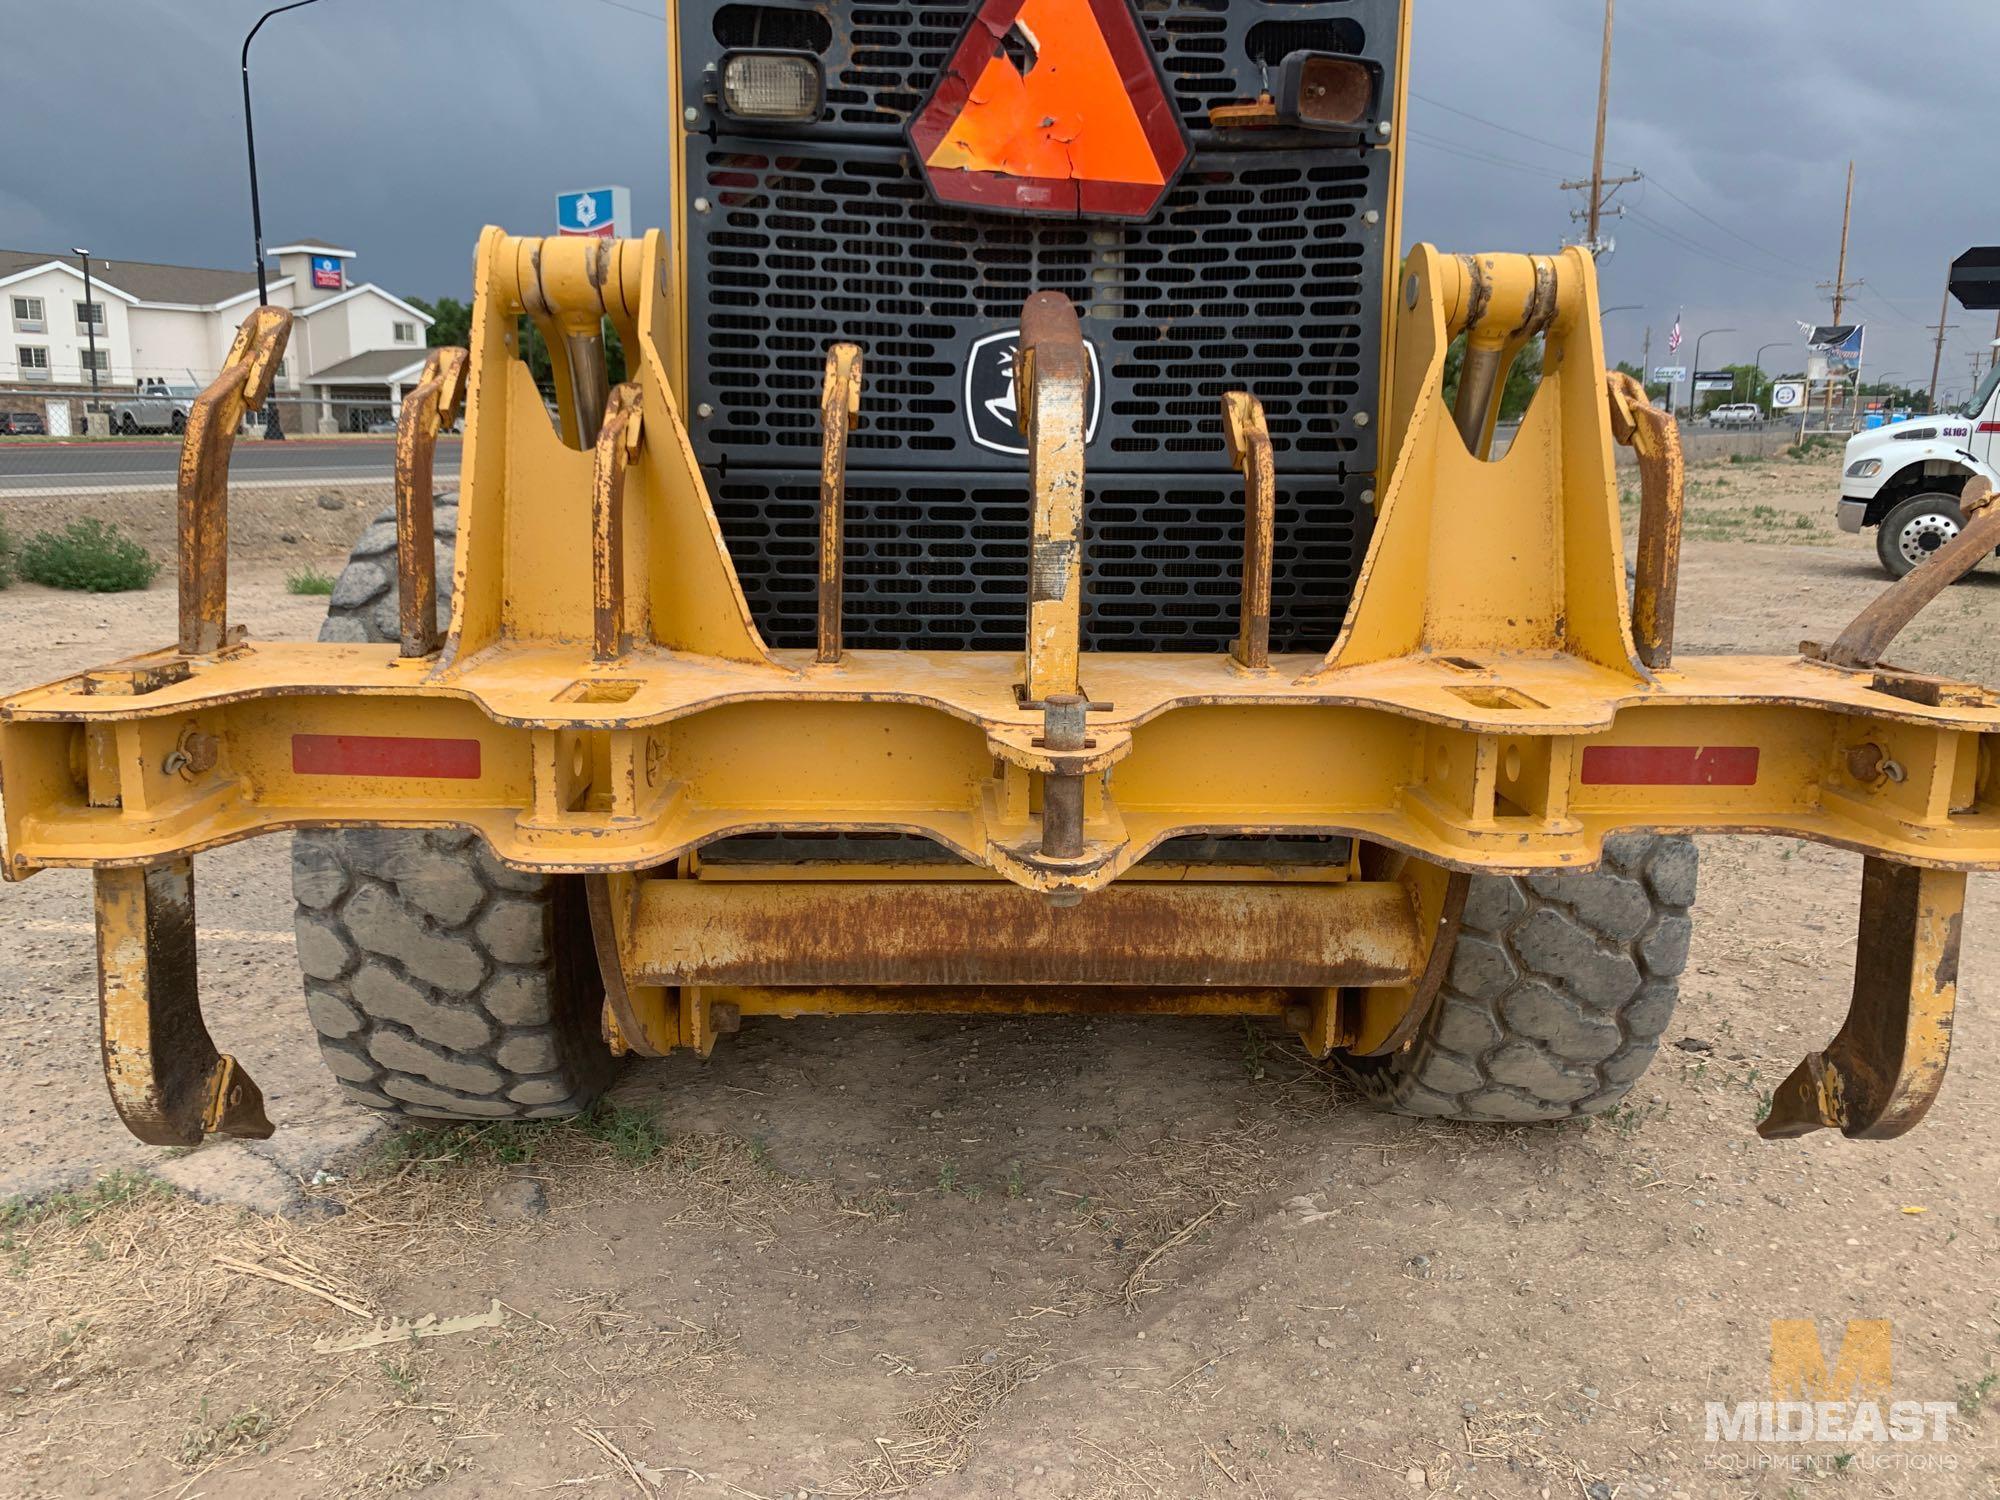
557;186;631;238
310;255;343;290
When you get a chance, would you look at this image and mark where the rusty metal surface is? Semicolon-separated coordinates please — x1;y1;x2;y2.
1352;867;1469;1058
1038;692;1088;861
1816;478;2000;670
393;347;469;658
1606;370;1686;670
627;880;1425;988
1759;858;1964;1140
591;383;646;662
176;304;291;657
94;859;272;1146
817;344;863;665
701;984;1300;1019
584;871;675;1058
1018;291;1090;704
1223;392;1276;672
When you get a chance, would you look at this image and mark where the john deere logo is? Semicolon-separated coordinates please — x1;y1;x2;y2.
965;329;1103;455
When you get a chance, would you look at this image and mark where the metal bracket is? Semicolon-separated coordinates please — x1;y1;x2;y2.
393;346;469;658
1223;391;1276;673
178;304;292;657
1759;858;1964;1141
1606;370;1685;670
1016;291;1092;705
592;383;646;662
817;343;864;665
93;859;272;1146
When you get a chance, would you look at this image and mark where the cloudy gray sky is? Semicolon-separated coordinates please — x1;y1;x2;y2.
4;0;1996;402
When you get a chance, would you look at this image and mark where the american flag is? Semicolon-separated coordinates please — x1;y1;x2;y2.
1667;315;1683;355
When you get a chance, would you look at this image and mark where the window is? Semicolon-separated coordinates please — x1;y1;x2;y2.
77;349;110;376
11;296;44;332
17;346;50;380
74;300;105;333
392;320;417;344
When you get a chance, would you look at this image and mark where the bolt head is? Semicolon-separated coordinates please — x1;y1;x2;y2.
696;402;715;420
684;107;699;123
1376;120;1392;138
693;196;712;214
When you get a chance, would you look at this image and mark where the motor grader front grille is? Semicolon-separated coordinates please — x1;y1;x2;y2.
691;144;1384;472
701;0;1401;139
712;468;1369;651
686;0;1388;654
5;233;1999;1157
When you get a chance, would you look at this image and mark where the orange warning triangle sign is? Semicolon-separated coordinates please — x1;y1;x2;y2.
909;0;1192;220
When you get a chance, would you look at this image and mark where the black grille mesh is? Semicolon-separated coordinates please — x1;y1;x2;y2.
821;0;1371;134
694;142;1380;472
713;470;1370;652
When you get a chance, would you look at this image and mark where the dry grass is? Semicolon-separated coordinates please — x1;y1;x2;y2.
0;1114;885;1495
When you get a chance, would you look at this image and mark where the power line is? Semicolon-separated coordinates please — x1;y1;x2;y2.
1408;91;1638;172
1406;132;1566;180
1634;176;1797;271
1624;208;1796;286
575;0;665;19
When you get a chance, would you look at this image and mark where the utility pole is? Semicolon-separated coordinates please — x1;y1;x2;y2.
1926;276;1958;413
1586;0;1615;245
1560;0;1640;256
1815;161;1861;431
1640;325;1651;399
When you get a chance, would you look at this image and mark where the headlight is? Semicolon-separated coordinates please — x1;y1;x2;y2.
716;50;824;123
1845;458;1882;478
1274;51;1382;132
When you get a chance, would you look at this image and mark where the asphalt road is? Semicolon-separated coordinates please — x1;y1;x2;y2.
0;437;460;491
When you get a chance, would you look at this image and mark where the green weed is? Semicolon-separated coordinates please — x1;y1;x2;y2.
285;565;336;595
17;518;159;591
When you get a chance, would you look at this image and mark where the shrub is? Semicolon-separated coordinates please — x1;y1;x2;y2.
0;515;14;589
18;519;159;592
286;565;336;595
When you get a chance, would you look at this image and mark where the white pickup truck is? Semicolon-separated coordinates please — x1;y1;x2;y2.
1838;361;2000;576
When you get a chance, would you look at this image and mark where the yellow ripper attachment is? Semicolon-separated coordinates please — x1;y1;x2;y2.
3;230;1997;1145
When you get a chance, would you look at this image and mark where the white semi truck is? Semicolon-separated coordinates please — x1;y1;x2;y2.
1838;360;2000;576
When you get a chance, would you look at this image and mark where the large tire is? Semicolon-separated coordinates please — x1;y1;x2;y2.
1343;834;1698;1122
1875;492;1964;579
291;497;619;1120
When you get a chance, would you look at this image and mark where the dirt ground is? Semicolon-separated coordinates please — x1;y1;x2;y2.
3;452;1998;1500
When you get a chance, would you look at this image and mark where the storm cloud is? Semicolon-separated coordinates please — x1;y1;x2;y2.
3;0;1994;400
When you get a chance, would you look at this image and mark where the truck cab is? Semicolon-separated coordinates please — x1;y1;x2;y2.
1837;360;2000;576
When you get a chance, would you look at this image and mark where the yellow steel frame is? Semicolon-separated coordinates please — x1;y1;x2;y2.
5;236;1996;891
3;103;1996;1147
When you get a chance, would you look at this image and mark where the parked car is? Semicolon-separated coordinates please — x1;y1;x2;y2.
1705;403;1763;427
111;382;199;434
0;411;46;435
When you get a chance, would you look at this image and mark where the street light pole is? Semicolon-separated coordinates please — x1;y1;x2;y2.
1689;327;1735;421
1597;304;1643;369
242;0;320;438
71;248;102;430
1751;341;1785;413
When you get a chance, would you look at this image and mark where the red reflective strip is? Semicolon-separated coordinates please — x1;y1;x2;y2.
1580;745;1759;786
1977;421;2000;433
291;733;481;779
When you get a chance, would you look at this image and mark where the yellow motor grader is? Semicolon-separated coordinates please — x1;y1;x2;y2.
4;0;1995;1149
